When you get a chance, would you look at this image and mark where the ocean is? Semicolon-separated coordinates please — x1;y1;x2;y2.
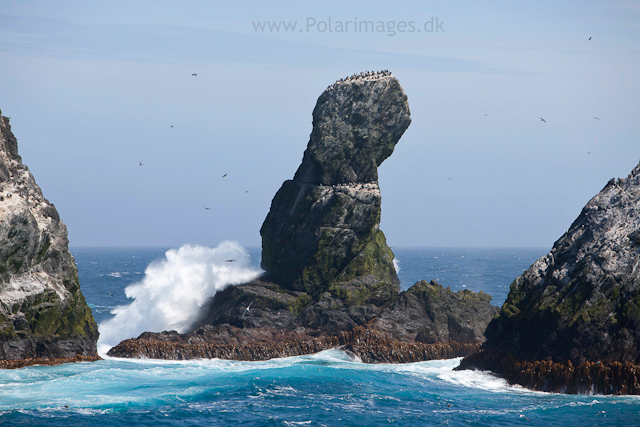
1;246;639;426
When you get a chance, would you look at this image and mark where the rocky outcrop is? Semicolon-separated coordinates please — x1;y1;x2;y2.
373;280;499;344
0;110;99;363
260;70;410;303
458;161;640;394
108;71;498;363
109;277;496;362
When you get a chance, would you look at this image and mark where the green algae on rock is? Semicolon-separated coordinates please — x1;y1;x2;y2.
0;110;99;362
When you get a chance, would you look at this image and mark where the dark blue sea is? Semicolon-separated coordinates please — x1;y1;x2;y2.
1;245;639;426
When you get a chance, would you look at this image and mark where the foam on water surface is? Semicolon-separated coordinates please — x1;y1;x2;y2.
97;242;261;354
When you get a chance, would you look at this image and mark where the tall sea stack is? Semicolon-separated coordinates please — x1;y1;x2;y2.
459;162;640;394
260;71;411;304
0;110;99;366
108;71;498;363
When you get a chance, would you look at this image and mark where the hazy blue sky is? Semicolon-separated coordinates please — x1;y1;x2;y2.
1;0;638;248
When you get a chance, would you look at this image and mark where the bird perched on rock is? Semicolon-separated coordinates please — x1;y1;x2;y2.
242;301;254;317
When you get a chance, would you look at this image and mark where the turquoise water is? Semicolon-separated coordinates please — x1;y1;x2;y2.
1;246;639;426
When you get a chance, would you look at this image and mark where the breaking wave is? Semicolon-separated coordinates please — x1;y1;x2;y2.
97;242;261;355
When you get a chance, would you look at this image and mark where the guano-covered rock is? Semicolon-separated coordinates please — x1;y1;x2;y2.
459;161;640;394
0;110;99;365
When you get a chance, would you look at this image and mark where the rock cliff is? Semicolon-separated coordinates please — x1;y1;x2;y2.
108;71;498;363
459;161;640;394
0;110;99;365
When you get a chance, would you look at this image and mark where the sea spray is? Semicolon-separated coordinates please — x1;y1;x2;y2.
97;242;261;354
393;258;400;274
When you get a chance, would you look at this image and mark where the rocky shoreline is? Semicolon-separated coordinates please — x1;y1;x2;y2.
458;349;640;395
108;325;480;363
0;354;101;370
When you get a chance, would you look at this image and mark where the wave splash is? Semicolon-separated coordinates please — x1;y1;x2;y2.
97;242;262;355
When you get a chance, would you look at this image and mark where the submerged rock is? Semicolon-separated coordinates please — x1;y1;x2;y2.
0;110;99;363
459;161;640;394
260;71;410;303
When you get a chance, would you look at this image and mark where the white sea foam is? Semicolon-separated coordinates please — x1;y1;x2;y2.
393;258;400;273
97;242;261;355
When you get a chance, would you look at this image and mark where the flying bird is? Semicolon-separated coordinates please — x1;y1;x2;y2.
519;414;530;421
588;37;592;41
204;206;211;210
245;190;249;193
587;151;591;154
222;174;227;178
139;161;143;166
170;125;174;128
484;114;488;116
540;117;546;123
192;73;197;76
242;301;254;317
107;292;114;297
593;117;600;120
225;259;237;262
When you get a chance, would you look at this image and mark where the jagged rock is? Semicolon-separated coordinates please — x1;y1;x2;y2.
372;280;499;344
260;71;410;302
459;161;640;394
190;279;309;332
0;110;99;362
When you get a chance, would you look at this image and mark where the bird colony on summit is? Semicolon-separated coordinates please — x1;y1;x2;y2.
325;70;392;91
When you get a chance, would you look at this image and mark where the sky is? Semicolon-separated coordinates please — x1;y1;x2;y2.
0;0;639;248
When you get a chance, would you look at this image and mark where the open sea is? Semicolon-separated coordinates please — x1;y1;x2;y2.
1;246;639;426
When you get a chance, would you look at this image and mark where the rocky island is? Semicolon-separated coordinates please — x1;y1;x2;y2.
0;110;99;368
458;162;640;394
109;71;499;362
